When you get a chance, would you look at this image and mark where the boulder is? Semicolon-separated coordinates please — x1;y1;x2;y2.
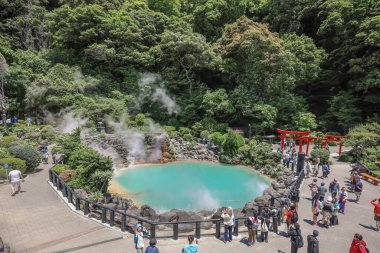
159;211;178;222
197;210;213;218
104;203;118;210
178;223;194;233
88;211;102;220
140;205;158;221
271;181;280;191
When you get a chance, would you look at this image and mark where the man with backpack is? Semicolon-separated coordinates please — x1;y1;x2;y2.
289;223;303;253
307;230;319;253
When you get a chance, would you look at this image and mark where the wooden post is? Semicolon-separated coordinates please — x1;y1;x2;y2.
173;223;178;240
102;208;106;223
68;189;73;203
233;220;238;235
75;198;80;210
62;184;67;197
339;143;343;156
195;222;201;239
216;221;221;239
280;134;285;152
84;201;90;215
121;215;126;232
306;139;310;156
299;138;303;153
150;224;156;238
110;210;115;227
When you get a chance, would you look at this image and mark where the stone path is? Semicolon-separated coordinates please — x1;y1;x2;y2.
1;156;379;252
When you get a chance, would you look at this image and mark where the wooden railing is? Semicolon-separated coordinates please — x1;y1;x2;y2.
48;167;305;239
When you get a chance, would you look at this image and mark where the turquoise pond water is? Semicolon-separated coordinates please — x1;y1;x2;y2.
115;161;269;211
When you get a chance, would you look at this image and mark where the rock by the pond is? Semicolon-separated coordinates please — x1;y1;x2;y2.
159;211;178;222
140;205;158;221
88;211;102;220
74;189;88;199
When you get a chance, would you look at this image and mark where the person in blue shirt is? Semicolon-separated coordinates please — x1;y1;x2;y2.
145;238;159;253
183;235;199;253
354;178;363;202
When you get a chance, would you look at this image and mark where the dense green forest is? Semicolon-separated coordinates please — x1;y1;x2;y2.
0;0;379;134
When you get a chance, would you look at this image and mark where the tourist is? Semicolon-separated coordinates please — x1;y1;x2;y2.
246;210;258;246
135;224;144;253
338;187;348;214
318;182;327;201
261;204;271;220
321;196;333;228
307;230;319;253
321;163;330;178
354;177;364;202
183;235;199;253
145;238;159;253
330;197;339;227
284;152;290;168
305;159;312;178
221;206;234;243
281;198;291;223
311;194;322;226
309;179;318;200
8;166;23;196
52;151;57;164
370;198;380;232
329;179;340;199
260;216;269;243
349;233;368;253
289;222;303;253
26;117;32;127
313;156;320;176
286;205;297;231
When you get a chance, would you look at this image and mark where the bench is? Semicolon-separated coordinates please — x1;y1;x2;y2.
360;173;380;185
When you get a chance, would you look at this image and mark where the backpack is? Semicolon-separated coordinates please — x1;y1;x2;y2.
296;235;304;248
134;234;138;244
291;211;299;223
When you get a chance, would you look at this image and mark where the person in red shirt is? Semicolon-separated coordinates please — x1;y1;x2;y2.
371;198;380;231
286;205;297;231
349;233;368;253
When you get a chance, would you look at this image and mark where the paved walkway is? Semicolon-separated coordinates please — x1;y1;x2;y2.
1;156;379;252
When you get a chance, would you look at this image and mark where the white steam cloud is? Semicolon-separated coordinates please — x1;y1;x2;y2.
135;72;179;115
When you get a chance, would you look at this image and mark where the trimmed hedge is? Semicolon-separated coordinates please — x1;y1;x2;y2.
9;145;41;171
0;136;20;148
52;164;70;175
0;158;27;174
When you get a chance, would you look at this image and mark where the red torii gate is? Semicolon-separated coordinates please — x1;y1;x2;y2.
322;134;347;156
277;129;347;156
277;129;311;153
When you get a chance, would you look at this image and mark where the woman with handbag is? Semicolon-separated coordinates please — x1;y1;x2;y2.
246;210;258;246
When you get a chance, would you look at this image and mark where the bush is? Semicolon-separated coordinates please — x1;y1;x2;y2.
0;158;27;174
52;164;70;175
41;125;57;141
0;136;20;148
200;130;210;139
179;127;192;137
0;148;11;159
183;133;193;141
310;148;330;164
263;164;284;178
210;132;224;148
163;126;179;138
0;168;6;179
9;145;41;171
338;153;352;162
135;113;146;126
222;131;244;157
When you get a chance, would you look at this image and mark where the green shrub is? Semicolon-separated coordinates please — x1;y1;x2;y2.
310;148;330;164
9;145;41;171
186;140;197;149
52;164;70;175
215;123;228;133
0;168;6;179
0;136;20;148
41;125;57;141
179;127;192;137
0;148;11;159
222;131;244;157
191;122;204;137
263;164;284;178
210;132;224;148
338;153;352;162
163;126;179;138
0;158;27;174
88;190;103;201
200;130;210;139
183;133;193;141
135;113;146;126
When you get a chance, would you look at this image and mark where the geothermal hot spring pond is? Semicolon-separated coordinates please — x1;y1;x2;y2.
116;161;269;211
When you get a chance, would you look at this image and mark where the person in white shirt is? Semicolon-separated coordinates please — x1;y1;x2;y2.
8;167;23;196
135;225;144;253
